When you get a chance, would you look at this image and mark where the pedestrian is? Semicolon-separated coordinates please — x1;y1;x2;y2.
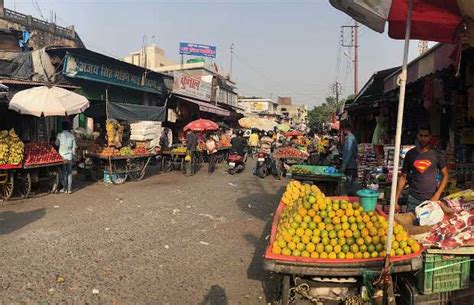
395;124;449;213
248;131;259;155
340;121;358;195
206;134;217;174
185;130;198;176
56;121;76;194
159;128;170;149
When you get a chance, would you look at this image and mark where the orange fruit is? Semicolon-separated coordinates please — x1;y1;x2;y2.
296;228;305;237
362;252;371;259
292;249;301;256
311;251;319;258
341;215;348;223
325;244;333;253
372;236;380;246
369;227;378;237
316;243;325;253
333;245;342;254
411;243;421;253
329;230;337;239
292;235;301;243
346;252;354;259
288;242;297;250
356;237;365;246
311;236;321;244
337;252;346;259
307;209;316;217
306;243;316;253
328;252;337;259
272;245;282;254
313;215;322;223
395;233;404;242
403;247;412;254
361;228;369;237
338;237;347;246
329;239;338;247
301;235;311;244
320;252;328;259
345;208;354;217
282;248;292;255
296;243;305;251
344;230;353;238
333;217;341;224
350;244;359;253
337;230;346;239
395;248;404;256
362;215;371;223
370;251;378;258
304;229;313;237
355;252;363;259
297;208;307;217
301;251;310;258
318;222;326;230
364;236;373;245
366;222;374;230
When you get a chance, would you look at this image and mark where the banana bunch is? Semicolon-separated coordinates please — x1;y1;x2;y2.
0;129;24;165
106;120;123;148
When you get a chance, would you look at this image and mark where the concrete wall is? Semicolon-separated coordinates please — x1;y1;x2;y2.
0;4;84;52
123;44;176;70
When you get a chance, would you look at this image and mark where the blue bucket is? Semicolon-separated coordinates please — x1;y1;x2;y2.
357;189;379;211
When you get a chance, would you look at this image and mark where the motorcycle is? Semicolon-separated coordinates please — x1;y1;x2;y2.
227;150;246;175
255;151;273;178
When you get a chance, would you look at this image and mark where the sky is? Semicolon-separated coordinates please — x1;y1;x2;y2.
5;0;422;107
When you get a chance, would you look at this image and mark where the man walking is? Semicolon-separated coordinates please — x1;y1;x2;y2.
185;130;198;176
206;134;217;174
341;121;358;195
395;125;449;212
56;121;76;194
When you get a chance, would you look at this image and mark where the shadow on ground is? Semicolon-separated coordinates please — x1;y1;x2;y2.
236;177;286;303
0;208;45;235
198;284;228;305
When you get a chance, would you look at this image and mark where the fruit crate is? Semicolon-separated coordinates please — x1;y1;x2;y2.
416;253;471;294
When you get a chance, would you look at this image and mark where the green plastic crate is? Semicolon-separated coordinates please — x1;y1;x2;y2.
417;253;471;294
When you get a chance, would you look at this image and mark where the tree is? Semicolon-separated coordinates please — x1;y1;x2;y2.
307;96;345;130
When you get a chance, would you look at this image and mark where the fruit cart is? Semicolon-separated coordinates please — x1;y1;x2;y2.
16;161;64;198
160;150;187;172
88;153;155;184
0;164;22;201
273;156;308;180
264;192;424;305
288;165;345;195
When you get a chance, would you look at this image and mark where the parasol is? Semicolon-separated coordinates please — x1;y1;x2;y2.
183;119;218;132
9;86;90;117
276;124;291;132
284;130;303;137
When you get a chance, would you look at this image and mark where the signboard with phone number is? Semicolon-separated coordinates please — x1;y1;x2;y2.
179;42;216;58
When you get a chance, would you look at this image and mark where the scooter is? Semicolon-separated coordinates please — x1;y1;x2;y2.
227;150;246;175
255;151;273;178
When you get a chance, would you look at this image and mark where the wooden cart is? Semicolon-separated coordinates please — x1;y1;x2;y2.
288;165;345;195
88;153;154;185
15;161;63;198
272;155;308;180
0;164;22;201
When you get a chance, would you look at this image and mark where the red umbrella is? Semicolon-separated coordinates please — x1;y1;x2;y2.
284;130;302;137
183;119;218;132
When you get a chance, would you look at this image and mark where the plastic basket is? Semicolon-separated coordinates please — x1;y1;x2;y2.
356;189;379;211
416;253;471;294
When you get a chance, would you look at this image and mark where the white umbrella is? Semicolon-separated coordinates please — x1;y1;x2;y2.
9;86;90;117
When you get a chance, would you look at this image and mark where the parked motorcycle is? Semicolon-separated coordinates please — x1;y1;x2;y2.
255;151;273;178
227;151;246;175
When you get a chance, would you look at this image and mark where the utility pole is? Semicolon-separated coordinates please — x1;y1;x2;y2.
229;43;235;79
332;81;341;104
341;21;359;95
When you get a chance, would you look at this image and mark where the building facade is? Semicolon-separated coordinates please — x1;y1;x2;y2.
123;44;176;70
238;97;279;117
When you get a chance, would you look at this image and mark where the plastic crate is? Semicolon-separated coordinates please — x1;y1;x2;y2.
396;275;453;305
417;253;471;294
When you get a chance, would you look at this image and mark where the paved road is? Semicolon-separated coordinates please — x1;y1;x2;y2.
0;164;286;304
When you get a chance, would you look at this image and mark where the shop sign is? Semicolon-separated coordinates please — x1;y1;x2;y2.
173;72;212;101
179;42;216;58
251;102;269;112
63;53;165;94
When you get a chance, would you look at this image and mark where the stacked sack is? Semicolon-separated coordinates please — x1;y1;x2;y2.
130;121;162;149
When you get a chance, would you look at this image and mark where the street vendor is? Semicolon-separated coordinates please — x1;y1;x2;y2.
56;121;76;194
341;122;358;194
395;125;449;213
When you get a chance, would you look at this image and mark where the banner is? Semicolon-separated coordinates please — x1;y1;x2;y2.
179;42;216;58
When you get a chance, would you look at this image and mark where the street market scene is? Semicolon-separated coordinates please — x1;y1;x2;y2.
0;0;473;304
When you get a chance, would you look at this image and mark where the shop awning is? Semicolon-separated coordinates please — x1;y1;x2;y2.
84;101;166;122
384;43;458;92
175;95;230;117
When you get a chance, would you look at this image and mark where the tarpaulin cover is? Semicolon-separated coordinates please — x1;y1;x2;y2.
0;52;34;79
84;102;166;122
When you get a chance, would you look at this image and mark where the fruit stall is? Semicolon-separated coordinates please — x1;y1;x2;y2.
160;146;189;173
0;130;64;201
86;145;155;185
288;165;344;195
272;147;309;180
264;180;424;304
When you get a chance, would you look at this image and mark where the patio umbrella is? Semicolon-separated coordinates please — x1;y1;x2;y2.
183;119;218;132
9;86;90;117
276;123;290;132
329;0;473;294
329;0;473;45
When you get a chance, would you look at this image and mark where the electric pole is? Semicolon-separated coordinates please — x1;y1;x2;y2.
341;22;359;95
229;43;235;79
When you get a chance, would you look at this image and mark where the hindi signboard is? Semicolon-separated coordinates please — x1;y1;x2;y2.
63;52;165;94
172;72;212;101
179;42;216;58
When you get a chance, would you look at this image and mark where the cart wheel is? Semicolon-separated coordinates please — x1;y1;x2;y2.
0;172;15;201
47;168;60;193
111;160;128;185
129;159;146;181
281;275;291;305
162;157;173;172
90;161;101;182
16;171;31;198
